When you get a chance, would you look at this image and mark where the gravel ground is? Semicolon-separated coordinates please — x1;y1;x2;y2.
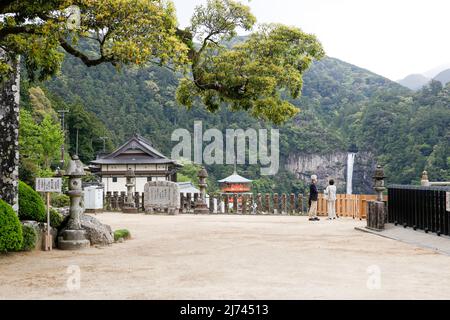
1;213;450;300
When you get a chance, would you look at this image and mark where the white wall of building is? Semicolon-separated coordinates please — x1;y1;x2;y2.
102;176;169;194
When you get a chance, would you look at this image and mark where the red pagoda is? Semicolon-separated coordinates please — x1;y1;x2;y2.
218;170;252;197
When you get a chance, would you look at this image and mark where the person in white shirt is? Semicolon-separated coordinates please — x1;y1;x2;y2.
324;179;337;220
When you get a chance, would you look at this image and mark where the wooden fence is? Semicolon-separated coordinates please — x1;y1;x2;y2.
104;191;386;218
316;194;388;219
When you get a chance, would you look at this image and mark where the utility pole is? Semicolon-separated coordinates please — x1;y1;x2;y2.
57;110;69;168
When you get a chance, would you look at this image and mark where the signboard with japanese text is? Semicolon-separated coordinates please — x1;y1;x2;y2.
35;178;62;193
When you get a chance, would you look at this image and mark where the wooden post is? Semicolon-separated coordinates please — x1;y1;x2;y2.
242;194;248;214
257;193;262;215
273;193;279;214
224;194;229;214
298;194;303;214
289;193;295;215
233;193;238;214
265;193;270;214
44;192;52;251
281;193;287;215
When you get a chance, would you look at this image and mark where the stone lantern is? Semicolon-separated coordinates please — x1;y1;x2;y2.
373;165;386;202
366;164;387;231
58;155;90;250
123;168;138;213
194;166;209;214
420;171;430;187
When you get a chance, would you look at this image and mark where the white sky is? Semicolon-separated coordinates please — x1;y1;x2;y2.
172;0;450;81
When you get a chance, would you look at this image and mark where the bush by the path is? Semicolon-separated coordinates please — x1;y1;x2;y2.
0;200;23;252
18;181;46;222
51;193;70;208
50;208;63;229
20;225;37;251
114;229;131;242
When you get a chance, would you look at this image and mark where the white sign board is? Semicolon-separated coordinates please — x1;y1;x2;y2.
35;178;62;193
447;192;450;212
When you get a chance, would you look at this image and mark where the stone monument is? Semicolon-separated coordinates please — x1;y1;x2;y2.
123;168;138;213
366;165;386;231
144;181;180;215
194;167;209;214
58;155;90;250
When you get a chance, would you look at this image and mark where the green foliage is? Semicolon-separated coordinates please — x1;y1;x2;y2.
182;6;325;123
114;229;131;242
0;200;23;252
18;181;46;222
19;104;64;174
20;224;37;252
50;208;64;229
51;193;70;208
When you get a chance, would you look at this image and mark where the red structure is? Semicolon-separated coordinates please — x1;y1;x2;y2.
218;171;252;201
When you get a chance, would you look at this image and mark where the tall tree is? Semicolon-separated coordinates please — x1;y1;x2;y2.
0;0;323;210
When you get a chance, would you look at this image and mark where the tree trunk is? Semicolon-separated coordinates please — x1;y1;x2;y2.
0;50;20;213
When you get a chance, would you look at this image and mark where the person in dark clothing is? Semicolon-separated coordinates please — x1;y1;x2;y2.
308;175;320;221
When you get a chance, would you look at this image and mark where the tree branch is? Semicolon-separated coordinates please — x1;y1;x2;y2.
58;37;111;67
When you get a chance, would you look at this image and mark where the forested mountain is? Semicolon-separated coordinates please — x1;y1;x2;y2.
434;69;450;86
22;50;449;194
398;74;430;91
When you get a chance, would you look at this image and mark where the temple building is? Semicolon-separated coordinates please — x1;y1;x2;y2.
218;171;252;197
89;134;181;193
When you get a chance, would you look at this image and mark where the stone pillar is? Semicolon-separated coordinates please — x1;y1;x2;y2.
112;192;119;210
123;168;138;213
105;192;112;211
273;193;279;214
289;193;295;215
180;194;185;213
421;171;430;187
119;191;126;209
194;167;209;214
134;192;140;211
58;155;90;250
281;194;287;215
366;165;386;231
187;193;192;212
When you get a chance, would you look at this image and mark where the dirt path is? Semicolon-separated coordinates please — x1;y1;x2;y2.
1;213;450;299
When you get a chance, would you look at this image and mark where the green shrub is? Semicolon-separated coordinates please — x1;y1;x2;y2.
21;225;37;251
0;200;23;252
18;181;46;222
114;229;131;241
50;208;63;229
51;193;70;208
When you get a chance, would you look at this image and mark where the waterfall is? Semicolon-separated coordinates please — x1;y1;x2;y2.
346;152;356;194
